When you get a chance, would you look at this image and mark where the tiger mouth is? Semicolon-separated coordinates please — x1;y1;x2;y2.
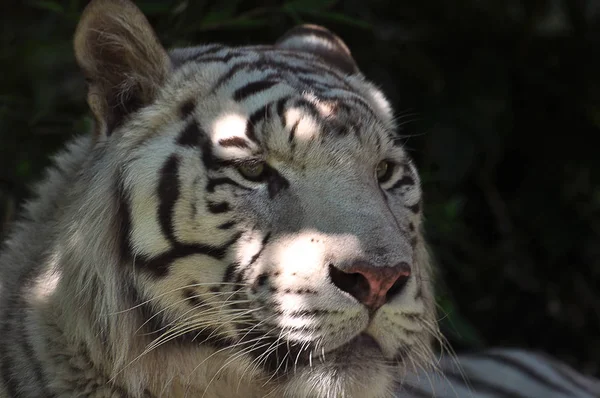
320;332;384;359
243;331;385;375
349;333;381;352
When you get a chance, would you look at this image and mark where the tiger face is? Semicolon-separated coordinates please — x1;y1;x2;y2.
73;0;437;397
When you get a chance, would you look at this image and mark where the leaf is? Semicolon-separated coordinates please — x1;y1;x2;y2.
29;1;64;13
200;0;245;25
586;103;600;129
283;7;304;24
437;295;486;349
68;0;81;13
172;1;188;15
136;0;174;16
444;196;464;220
283;0;338;12
193;16;270;32
298;10;371;29
15;160;31;179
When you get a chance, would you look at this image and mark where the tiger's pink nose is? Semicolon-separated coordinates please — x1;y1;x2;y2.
328;261;411;311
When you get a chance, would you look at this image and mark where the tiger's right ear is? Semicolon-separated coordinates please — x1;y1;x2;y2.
74;0;170;137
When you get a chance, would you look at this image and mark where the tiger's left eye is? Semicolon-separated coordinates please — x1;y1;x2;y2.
376;160;394;183
237;161;267;181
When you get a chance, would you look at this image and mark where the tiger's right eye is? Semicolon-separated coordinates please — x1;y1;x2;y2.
237;161;267;181
376;160;395;183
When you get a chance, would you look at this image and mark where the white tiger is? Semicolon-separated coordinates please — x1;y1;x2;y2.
0;0;597;397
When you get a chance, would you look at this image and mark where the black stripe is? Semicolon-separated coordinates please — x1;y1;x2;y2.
218;137;250;149
283;61;348;85
193;44;226;58
244;119;258;144
289;64;349;87
211;61;253;92
172;45;226;67
414;283;423;300
250;232;271;266
183;288;207;308
396;384;434;398
473;352;580;396
1;297;21;397
177;120;201;148
246;104;271;144
443;369;531;398
292;98;322;122
249;105;271;126
286;309;332;317
406;202;420;213
217;221;236;230
390;175;415;191
157;155;180;244
137;232;242;278
196;51;248;64
212;56;349;94
206;177;251;193
207;201;230;214
271;46;352;83
197;127;221;171
233;80;279;102
265;168;290;199
235;232;272;285
19;308;53;396
116;179;133;264
179;100;196;118
410;236;417;248
276;96;288;128
288;119;300;148
1;295;57;397
296;75;343;92
546;357;599;396
223;262;239;284
263;48;314;61
178;121;221;171
274;49;351;83
226;232;272;286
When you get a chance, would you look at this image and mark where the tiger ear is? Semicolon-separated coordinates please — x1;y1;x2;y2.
74;0;171;137
275;24;359;75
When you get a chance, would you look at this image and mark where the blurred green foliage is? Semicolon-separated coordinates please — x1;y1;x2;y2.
1;0;600;376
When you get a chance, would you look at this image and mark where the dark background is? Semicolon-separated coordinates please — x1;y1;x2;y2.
1;0;599;376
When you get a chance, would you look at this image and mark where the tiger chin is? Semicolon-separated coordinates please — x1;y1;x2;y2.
0;0;438;397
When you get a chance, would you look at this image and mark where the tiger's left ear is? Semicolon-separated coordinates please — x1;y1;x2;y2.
74;0;171;138
275;24;359;75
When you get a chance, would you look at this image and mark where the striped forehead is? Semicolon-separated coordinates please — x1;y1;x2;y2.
202;91;388;165
170;47;390;161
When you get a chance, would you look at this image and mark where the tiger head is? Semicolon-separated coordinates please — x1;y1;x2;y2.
67;0;438;396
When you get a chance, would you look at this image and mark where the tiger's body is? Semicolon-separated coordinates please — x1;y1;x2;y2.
0;0;597;397
399;349;600;398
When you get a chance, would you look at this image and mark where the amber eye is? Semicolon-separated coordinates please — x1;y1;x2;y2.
376;160;394;183
237;161;267;181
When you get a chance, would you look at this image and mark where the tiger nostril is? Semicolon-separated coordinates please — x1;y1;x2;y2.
385;262;411;301
328;264;370;303
328;261;411;311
